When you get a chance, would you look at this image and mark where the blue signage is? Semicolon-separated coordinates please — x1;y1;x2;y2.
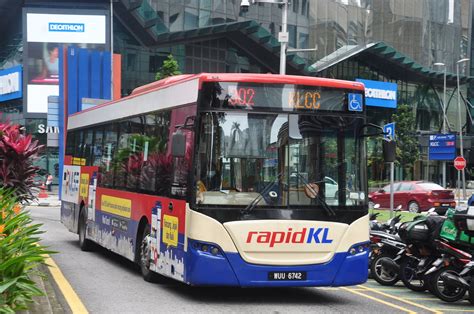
347;93;363;112
356;79;397;108
49;22;85;32
0;65;22;102
429;134;456;161
383;122;395;140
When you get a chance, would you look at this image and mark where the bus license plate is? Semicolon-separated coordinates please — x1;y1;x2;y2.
268;271;307;281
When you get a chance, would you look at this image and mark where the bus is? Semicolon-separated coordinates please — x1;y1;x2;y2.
61;73;370;287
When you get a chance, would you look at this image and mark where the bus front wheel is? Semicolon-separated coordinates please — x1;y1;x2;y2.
139;225;163;283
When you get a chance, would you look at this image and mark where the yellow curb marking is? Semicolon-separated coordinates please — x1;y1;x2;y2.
358;285;442;314
342;287;416;313
434;309;474;313
45;255;88;314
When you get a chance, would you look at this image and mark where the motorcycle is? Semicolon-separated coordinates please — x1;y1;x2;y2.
369;205;404;286
396;208;445;292
424;239;472;302
438;259;474;304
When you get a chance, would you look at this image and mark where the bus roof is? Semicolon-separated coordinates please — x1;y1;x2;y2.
68;73;365;130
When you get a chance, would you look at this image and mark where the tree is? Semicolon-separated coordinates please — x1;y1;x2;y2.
391;104;419;179
155;54;182;81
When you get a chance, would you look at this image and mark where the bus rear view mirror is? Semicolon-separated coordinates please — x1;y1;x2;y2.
383;139;396;162
172;132;186;157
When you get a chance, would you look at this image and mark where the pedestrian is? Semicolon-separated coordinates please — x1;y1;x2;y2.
46;173;53;192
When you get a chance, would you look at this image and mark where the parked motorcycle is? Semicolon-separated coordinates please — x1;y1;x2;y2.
439;259;474;304
369;205;404;286
396;208;445;292
424;239;472;302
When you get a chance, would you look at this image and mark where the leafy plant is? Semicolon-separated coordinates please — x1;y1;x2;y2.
0;189;53;313
391;104;419;179
155;54;182;81
0;122;43;203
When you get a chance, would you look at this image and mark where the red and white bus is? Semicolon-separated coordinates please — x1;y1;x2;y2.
61;73;369;287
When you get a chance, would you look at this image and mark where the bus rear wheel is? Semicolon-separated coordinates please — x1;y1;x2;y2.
138;225;163;283
78;208;94;251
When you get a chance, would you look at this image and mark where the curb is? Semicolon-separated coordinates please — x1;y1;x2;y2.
19;265;67;314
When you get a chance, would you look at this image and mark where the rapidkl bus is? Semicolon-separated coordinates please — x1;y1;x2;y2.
61;73;369;287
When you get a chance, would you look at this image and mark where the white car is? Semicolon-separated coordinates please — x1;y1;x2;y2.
324;176;339;199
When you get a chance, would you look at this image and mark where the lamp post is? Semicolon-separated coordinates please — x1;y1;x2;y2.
434;62;447;188
456;58;469;199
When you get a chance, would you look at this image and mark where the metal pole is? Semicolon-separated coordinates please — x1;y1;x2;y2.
457;62;467;199
390;161;394;218
458;169;461;205
442;66;447;188
279;0;288;75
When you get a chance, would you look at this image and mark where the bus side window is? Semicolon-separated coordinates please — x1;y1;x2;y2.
100;123;118;188
140;111;171;197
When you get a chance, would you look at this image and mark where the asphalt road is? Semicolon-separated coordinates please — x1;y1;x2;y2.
30;206;442;313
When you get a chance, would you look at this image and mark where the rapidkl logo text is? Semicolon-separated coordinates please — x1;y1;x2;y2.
246;228;333;247
49;22;85;32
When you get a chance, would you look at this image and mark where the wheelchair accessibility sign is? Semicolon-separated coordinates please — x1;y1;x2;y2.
348;93;363;112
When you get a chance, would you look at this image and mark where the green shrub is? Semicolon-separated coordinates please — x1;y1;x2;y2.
0;189;53;313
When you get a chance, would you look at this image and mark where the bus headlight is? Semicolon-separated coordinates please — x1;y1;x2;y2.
191;240;223;256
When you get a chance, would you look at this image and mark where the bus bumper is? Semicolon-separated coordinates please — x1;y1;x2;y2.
185;240;369;287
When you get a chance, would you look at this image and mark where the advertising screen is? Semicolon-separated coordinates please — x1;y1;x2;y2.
24;10;108;115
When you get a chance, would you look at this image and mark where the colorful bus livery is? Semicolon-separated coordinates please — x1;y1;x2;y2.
62;73;369;287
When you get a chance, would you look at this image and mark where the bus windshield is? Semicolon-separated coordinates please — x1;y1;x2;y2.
195;112;366;209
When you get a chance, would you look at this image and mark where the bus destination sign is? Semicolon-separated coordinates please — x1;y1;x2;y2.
205;82;363;113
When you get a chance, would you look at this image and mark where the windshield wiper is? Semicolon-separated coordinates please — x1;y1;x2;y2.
292;172;336;216
240;172;283;215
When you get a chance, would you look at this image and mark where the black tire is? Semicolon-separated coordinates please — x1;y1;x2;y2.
430;266;467;303
469;278;474;305
399;257;428;292
138;225;163;283
408;201;420;213
78;208;95;251
371;253;399;286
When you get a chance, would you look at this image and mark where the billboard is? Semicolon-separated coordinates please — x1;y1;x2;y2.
356;79;397;108
23;9;109;116
0;65;22;102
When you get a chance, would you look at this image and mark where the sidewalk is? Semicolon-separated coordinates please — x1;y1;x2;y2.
18;265;67;314
28;195;61;207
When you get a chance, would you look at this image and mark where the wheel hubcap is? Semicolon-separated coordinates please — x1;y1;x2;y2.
375;257;397;281
409;203;418;213
437;270;464;298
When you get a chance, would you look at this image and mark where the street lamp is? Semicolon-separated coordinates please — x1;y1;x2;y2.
456;58;469;199
433;62;447;188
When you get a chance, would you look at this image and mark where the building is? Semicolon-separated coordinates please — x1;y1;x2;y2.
0;0;473;188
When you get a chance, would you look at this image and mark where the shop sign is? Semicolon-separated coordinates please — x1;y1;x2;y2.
38;124;59;134
356;79;397;108
0;65;22;102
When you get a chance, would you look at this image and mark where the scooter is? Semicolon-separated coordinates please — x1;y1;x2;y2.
438;259;474;304
370;205;405;286
396;208;444;292
424;239;472;302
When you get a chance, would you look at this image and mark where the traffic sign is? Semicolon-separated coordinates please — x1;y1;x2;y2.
429;134;456;161
454;156;466;171
383;123;395;140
